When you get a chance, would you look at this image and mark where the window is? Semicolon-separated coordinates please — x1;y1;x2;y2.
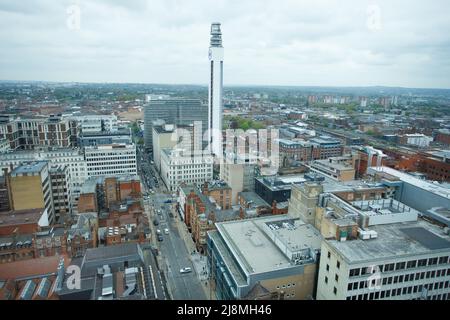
336;261;341;269
350;268;360;277
325;276;328;284
396;262;406;270
418;259;427;267
327;251;331;259
335;274;339;282
406;260;417;269
326;264;329;271
428;257;438;265
385;263;395;272
333;287;337;295
438;256;448;264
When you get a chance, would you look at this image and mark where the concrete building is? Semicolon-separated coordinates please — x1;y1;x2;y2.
64;114;118;133
368;166;450;214
207;215;322;300
8;161;56;224
308;157;356;182
207;22;224;157
152;124;177;172
401;134;433;148
144;98;207;150
160;148;213;192
49;164;72;223
296;187;450;301
317;219;450;300
220;161;256;205
78;129;132;147
152;123;203;172
84;143;137;177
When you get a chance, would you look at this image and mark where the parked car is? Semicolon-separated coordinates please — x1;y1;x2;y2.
179;267;192;274
157;234;163;242
153;219;159;226
164;228;169;235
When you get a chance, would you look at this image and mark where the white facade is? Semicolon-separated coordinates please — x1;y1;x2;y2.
404;134;433;147
316;222;450;300
208;22;224;157
65;114;118;133
160;148;213;192
84;143;137;177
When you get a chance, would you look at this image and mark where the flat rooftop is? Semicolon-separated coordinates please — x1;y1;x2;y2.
215;215;322;275
0;208;44;227
327;219;450;264
238;191;270;208
369;166;450;199
312;159;354;171
10;161;47;175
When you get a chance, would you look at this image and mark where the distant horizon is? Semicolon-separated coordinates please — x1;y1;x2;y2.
1;1;450;89
2;79;450;92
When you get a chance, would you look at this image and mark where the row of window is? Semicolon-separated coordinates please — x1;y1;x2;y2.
346;282;450;300
276;283;296;290
348;268;450;291
349;256;449;277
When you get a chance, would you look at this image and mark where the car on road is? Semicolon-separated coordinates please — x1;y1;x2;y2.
164;228;169;235
179;267;192;274
153;218;159;226
157;234;163;242
164;199;172;203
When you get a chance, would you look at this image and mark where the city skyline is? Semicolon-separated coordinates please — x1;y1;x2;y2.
1;0;450;89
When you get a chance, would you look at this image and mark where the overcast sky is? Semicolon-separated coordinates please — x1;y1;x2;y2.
1;0;449;88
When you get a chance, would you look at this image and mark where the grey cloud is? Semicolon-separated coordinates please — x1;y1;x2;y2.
0;0;449;88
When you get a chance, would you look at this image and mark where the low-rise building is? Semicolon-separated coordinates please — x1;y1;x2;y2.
308;157;356;181
207;215;322;300
400;134;433;147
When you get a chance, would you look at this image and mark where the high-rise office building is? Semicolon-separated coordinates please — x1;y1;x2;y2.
143;99;207;150
208;22;224;157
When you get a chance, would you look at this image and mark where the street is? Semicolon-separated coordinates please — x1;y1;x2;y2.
137;145;207;300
